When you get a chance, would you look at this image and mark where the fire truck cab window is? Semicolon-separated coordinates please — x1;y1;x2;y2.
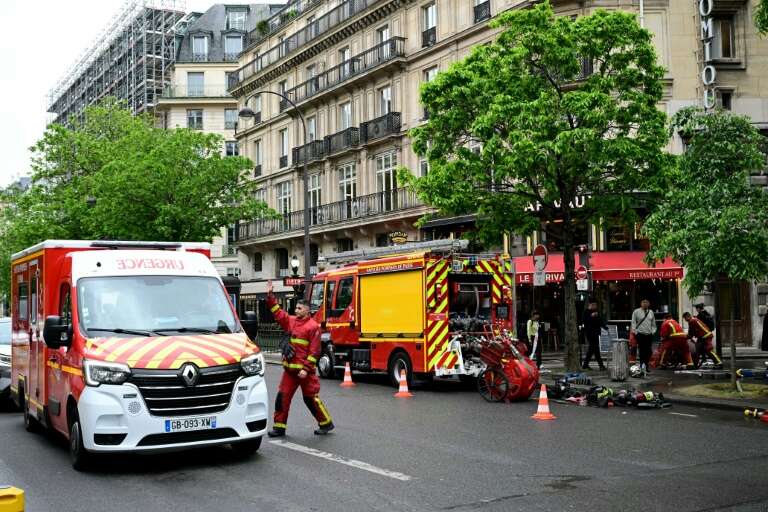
17;281;28;325
310;281;325;312
335;277;354;311
325;280;337;315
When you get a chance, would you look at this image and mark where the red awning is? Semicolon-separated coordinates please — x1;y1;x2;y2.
513;251;682;284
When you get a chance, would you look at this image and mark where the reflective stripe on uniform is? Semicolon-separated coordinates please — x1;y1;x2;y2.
282;362;305;369
307;355;317;363
274;422;287;429
271;304;280;313
290;337;309;346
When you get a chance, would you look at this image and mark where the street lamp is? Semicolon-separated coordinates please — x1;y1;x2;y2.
239;90;311;298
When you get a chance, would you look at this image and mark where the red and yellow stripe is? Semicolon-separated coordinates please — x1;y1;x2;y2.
425;258;450;370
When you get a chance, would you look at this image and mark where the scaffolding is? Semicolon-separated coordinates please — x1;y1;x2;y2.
47;0;187;126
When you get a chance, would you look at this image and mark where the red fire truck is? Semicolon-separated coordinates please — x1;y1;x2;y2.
308;251;517;387
10;240;267;469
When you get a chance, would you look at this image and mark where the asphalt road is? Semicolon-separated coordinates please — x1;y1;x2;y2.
1;365;768;512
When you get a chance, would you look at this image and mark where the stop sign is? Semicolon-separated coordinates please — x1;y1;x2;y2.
576;265;588;280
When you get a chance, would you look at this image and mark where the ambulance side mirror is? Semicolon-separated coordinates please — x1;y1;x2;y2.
43;316;71;349
241;311;258;340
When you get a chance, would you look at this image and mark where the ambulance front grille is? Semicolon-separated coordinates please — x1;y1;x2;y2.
129;364;241;417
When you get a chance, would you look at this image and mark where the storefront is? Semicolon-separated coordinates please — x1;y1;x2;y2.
513;251;683;345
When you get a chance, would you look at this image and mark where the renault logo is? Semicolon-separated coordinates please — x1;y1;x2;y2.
180;363;199;387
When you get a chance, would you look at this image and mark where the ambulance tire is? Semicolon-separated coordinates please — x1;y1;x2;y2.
69;411;94;471
21;386;40;434
231;437;262;458
388;351;412;389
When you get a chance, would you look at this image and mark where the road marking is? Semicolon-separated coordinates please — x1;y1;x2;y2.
669;412;698;418
269;440;412;481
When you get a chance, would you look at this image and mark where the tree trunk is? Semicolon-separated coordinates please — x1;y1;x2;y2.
730;280;737;390
562;241;580;371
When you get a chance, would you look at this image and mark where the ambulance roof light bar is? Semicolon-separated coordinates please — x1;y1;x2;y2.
90;241;183;250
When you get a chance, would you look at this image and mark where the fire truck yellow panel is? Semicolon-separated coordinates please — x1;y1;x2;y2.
360;270;424;335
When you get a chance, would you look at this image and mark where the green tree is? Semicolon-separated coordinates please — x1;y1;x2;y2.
0;99;270;298
644;107;768;387
756;0;768;35
401;1;670;370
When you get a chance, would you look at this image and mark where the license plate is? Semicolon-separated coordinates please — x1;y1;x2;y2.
164;416;217;433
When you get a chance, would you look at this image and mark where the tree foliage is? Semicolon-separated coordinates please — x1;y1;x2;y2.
644;108;768;296
0;99;270;299
757;0;768;35
400;1;670;370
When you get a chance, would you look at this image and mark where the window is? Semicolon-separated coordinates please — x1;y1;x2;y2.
192;36;208;60
253;188;265;203
59;283;71;326
376;152;398;211
187;109;203;130
254;139;262;165
225;141;239;156
339;101;352;130
378;86;392;115
307;116;317;141
253;94;262;116
224;108;238;129
711;17;735;59
226;267;241;277
335;277;354;310
474;0;491;23
338;162;357;218
276;181;292;215
30;275;37;324
339;46;351;77
275;248;289;276
377;26;391;59
720;90;733;110
307;15;317;37
309;279;324;311
422;2;437;48
419;158;430;177
187;72;204;96
377;25;390;43
306;63;319;94
424;66;438;82
252;252;263;272
308;173;322;224
376;233;391;247
16;281;28;324
278;80;287;109
310;243;319;266
279;128;289;157
226;8;247;31
336;238;354;252
224;35;243;58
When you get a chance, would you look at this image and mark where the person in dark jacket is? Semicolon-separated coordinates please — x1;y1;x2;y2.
582;300;607;371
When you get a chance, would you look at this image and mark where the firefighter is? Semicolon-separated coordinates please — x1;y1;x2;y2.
656;314;693;369
266;281;334;437
683;312;722;368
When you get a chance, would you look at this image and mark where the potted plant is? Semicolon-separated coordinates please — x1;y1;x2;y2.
256;20;270;37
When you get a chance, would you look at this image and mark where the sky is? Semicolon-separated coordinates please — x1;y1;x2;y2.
0;0;213;187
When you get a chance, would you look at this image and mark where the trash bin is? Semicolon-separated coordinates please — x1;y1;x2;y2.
611;338;629;382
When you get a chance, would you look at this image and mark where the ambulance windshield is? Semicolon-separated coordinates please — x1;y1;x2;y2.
77;276;238;337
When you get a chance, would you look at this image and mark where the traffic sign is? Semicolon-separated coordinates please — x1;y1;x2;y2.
533;244;548;271
533;271;546;286
283;277;304;287
576;279;589;291
576;265;588;280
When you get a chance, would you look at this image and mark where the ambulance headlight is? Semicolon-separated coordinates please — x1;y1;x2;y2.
241;353;265;377
84;360;131;386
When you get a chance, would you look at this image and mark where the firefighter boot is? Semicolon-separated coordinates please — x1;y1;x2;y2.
268;425;286;437
314;423;335;435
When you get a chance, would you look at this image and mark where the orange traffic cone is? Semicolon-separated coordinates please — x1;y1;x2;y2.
393;369;413;398
340;362;356;388
531;384;556;420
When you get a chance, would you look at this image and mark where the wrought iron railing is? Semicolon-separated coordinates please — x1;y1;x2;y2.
280;38;405;111
254;164;262;177
192;53;209;62
360;112;401;143
422;26;436;48
238;188;423;241
230;0;382;90
474;1;491;23
325;127;359;155
162;85;232;98
247;0;323;47
292;140;326;165
279;155;289;168
224;52;241;62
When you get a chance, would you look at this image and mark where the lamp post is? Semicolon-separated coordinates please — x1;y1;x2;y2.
239;91;311;298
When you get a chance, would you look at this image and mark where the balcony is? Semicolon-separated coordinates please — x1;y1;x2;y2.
224;52;241;62
230;0;382;90
161;85;232;98
238;188;424;242
325;127;359;156
360;112;401;143
247;0;323;47
292;140;326;165
474;1;491;23
280;38;406;111
422;26;436;48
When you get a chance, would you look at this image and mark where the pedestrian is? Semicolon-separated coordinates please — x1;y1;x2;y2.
656;313;693;369
581;300;607;371
683;312;722;368
630;299;656;373
266;280;334;437
526;310;542;367
694;303;715;331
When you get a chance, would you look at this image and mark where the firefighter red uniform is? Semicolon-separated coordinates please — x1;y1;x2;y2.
656;317;693;368
267;295;333;434
685;315;722;367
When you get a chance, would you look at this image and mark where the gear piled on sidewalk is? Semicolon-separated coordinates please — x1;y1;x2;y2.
548;378;671;409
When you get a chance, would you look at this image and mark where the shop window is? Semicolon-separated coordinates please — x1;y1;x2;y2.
606;224;631;251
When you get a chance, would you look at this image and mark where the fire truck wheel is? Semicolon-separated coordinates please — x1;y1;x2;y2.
69;413;93;471
388;351;412;389
317;346;337;379
21;388;40;434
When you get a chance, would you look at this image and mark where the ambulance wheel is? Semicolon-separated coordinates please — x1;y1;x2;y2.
69;414;93;471
318;346;337;379
21;389;40;434
388;351;412;388
232;437;262;458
